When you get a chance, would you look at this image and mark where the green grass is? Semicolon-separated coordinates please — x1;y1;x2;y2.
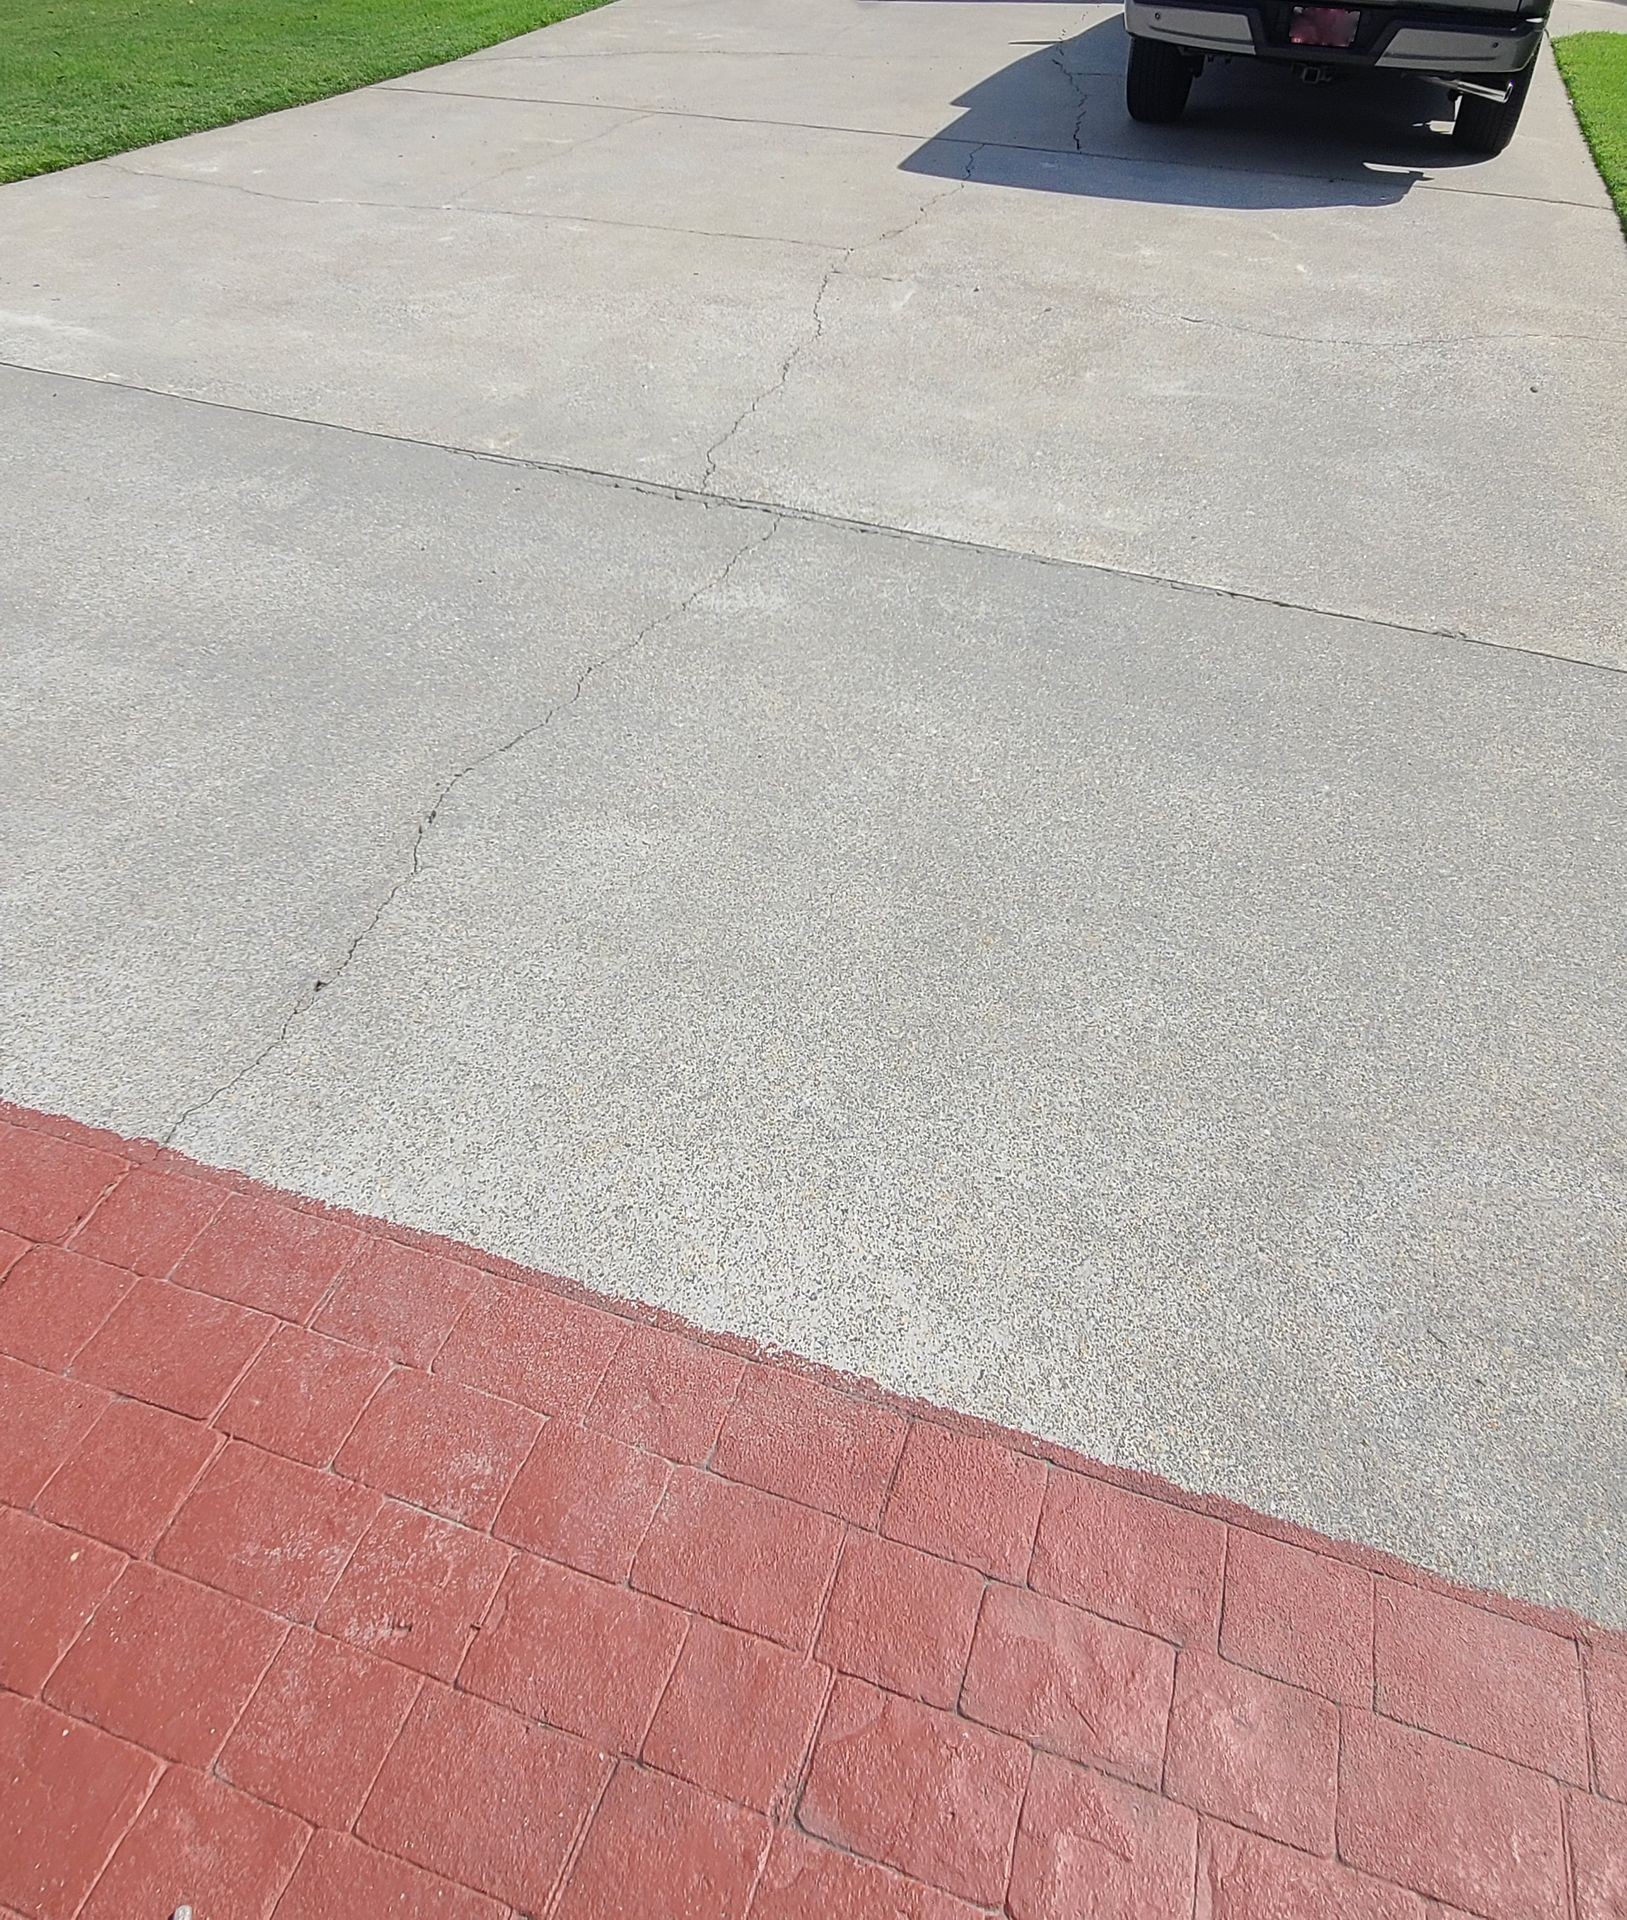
0;0;612;184
1555;31;1627;235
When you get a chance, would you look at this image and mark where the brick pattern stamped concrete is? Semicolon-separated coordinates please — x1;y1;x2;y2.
2;1102;1624;1919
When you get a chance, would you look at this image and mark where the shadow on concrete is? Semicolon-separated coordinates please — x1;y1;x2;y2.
900;14;1480;207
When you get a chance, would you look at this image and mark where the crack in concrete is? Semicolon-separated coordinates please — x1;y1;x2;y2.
697;254;846;494
682;124;1593;495
163;514;781;1147
962;140;988;184
1049;43;1092;154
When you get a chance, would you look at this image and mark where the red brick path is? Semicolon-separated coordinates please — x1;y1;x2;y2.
1;1101;1624;1920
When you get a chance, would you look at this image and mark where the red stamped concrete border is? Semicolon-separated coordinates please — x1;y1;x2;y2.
1;1098;1623;1920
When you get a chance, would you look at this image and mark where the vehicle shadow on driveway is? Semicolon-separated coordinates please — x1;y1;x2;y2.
901;14;1478;206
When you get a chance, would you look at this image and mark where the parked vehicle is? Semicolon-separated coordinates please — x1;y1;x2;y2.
1123;0;1550;152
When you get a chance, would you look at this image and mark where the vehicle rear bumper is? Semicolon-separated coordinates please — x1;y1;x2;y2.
1123;0;1545;71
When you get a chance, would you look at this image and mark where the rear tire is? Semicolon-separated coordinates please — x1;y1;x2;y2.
1452;62;1533;154
1126;36;1194;123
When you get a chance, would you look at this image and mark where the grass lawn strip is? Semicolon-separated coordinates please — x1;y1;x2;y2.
1;0;612;185
1554;31;1627;234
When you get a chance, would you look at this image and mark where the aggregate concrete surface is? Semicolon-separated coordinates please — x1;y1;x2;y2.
1;0;1623;1620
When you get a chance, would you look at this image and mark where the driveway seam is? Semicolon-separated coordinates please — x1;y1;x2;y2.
87;163;1621;347
97;157;840;253
9;355;1625;679
376;81;1619;215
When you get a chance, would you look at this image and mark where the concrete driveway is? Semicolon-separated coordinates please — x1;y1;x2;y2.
2;0;1624;1622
